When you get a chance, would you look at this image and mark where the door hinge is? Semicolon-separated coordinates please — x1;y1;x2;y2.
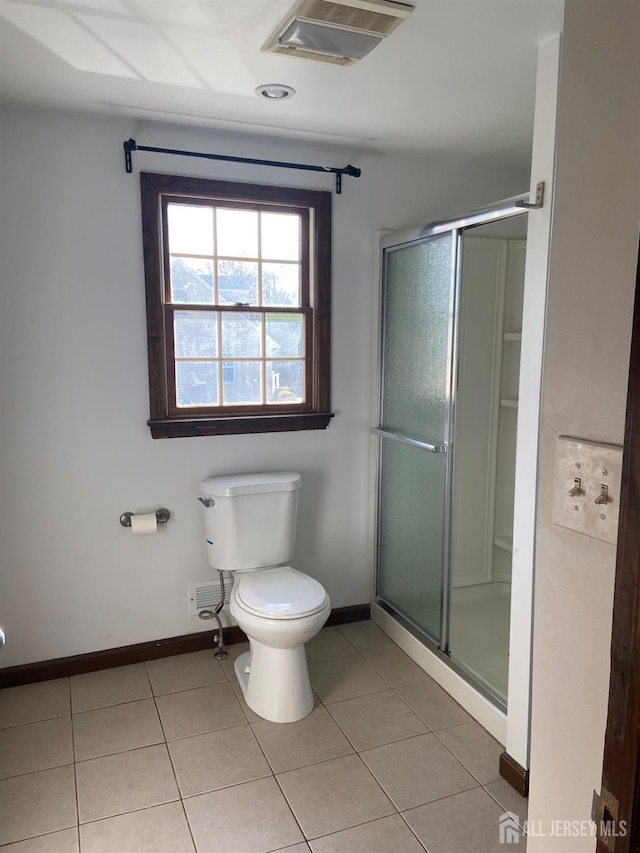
592;788;622;851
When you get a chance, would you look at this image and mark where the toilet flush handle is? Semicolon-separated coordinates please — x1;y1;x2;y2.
198;497;215;508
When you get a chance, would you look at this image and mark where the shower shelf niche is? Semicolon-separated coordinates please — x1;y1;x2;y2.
494;535;514;552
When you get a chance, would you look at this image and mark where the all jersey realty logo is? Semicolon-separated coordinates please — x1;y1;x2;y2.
498;811;627;844
499;812;521;845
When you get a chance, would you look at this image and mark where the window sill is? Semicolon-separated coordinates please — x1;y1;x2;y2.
148;412;335;439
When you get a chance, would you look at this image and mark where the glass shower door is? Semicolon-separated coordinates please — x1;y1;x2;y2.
375;232;457;645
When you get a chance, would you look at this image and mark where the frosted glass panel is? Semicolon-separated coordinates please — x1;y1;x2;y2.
382;234;453;443
378;440;445;641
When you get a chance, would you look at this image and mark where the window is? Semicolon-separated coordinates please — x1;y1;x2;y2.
140;173;333;438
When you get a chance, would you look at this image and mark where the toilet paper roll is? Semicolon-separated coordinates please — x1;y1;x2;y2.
130;512;157;535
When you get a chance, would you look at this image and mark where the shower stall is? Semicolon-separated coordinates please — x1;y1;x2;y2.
373;197;528;711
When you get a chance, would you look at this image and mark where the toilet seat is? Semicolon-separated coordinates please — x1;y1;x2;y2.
235;566;328;619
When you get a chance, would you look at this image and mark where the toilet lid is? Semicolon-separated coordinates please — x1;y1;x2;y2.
236;567;328;619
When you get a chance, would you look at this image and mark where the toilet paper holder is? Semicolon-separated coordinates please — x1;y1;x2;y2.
119;508;171;528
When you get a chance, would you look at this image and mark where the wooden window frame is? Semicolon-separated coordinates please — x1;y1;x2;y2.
140;172;333;438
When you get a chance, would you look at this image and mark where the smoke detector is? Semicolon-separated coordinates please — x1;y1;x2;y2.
262;0;414;66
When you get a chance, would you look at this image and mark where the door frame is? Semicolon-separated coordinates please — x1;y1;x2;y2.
596;244;640;851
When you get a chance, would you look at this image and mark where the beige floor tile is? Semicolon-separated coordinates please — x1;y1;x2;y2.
0;765;77;846
395;678;473;730
70;664;151;713
0;679;70;729
309;814;425;853
309;655;388;704
156;682;245;741
76;743;179;823
277;754;395;839
273;846;311;852
305;628;356;664
251;706;353;773
168;724;270;797
72;698;164;761
484;779;529;828
436;720;503;784
403;786;526;852
0;717;73;779
146;650;226;695
361;732;477;811
326;690;427;751
0;828;79;852
335;621;394;653
80;802;195;853
361;646;429;688
184;777;304;853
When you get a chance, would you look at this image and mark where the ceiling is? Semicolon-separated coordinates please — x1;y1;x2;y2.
0;0;564;164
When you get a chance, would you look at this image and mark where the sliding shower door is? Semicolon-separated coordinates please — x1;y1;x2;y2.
375;232;457;645
374;197;529;709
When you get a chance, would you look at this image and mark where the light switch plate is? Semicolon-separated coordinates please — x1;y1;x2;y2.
553;436;623;545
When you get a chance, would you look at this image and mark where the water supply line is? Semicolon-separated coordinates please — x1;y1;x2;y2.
198;569;230;660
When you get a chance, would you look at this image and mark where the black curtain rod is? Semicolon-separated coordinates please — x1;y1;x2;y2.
122;138;361;194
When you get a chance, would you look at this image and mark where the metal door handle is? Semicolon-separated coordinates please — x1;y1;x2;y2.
371;428;447;453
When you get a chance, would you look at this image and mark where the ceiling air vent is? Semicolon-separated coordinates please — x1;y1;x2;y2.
263;0;414;66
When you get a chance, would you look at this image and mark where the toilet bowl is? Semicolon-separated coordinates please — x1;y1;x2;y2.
230;566;330;722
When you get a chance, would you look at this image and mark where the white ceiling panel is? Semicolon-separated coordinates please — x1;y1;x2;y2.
0;0;565;164
75;13;205;87
0;1;137;76
130;0;211;28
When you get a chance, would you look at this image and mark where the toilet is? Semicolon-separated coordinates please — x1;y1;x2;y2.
199;472;330;723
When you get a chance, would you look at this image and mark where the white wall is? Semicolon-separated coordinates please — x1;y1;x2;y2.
527;2;640;848
0;107;527;667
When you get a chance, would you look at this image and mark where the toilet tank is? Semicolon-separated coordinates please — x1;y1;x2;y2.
200;472;301;571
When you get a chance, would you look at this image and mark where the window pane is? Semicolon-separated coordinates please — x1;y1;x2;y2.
167;204;213;255
261;212;300;261
221;313;262;357
170;257;214;304
176;361;218;406
217;260;258;305
267;361;304;403
217;208;258;258
174;312;218;357
265;314;303;357
262;263;300;307
222;360;262;405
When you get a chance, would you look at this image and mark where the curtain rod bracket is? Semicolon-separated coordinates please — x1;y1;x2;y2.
516;181;545;210
123;138;137;174
121;138;360;195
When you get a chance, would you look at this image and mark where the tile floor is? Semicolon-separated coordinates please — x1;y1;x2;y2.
0;621;528;853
